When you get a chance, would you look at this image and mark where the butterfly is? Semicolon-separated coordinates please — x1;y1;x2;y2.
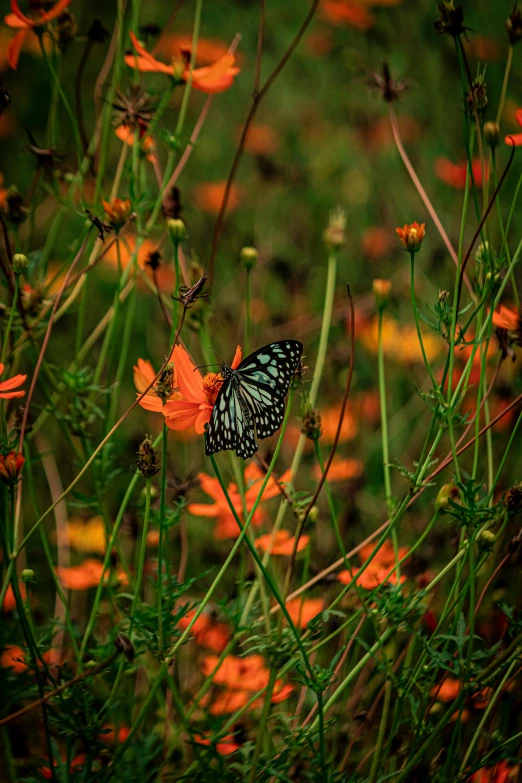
205;340;303;460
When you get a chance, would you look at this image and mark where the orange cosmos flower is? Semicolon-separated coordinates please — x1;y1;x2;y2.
285;597;324;629
435;157;487;188
338;539;408;589
255;529;309;556
243;124;280;156
201;654;293;713
0;362;27;399
4;0;71;69
162;344;241;435
133;348;179;414
114;124;157;163
320;0;374;29
471;762;519;782
195;733;241;755
504;108;522;146
0;644;53;674
312;457;363;482
318;403;358;444
99;725;131;745
154;35;232;66
125;32;240;94
396;221;426;253
192;181;243;213
430;677;461;702
360;225;395;259
2;583;25;613
178;609;231;653
56;558;128;590
491;304;520;332
189;464;291;540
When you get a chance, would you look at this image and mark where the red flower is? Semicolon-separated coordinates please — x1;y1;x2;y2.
0;451;24;485
125;32;240;94
0;362;26;399
435;157;487;188
4;0;71;69
395;221;426;253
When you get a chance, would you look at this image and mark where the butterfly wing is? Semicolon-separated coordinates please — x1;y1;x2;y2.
205;380;258;458
236;340;303;440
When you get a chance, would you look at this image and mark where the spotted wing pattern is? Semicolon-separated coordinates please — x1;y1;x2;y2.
205;340;303;460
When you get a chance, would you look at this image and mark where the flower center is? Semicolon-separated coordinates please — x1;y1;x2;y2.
202;372;223;405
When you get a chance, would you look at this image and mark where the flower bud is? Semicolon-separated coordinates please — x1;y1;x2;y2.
477;529;496;550
21;569;35;583
323;208;346;250
372;278;392;308
396;222;426;254
0;451;25;485
3;187;29;225
301;402;322;440
240;246;258;271
506;4;522;45
102;198;132;228
56;10;79;48
167;218;187;244
483;121;500;148
435;480;460;511
12;253;28;274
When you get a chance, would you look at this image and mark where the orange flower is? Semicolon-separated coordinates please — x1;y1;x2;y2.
114;124;157;163
339;540;408;589
133;349;178;414
56;558;128;590
491;304;519;332
360;225;395;259
178;609;231;653
312;457;363;482
99;725;131;745
201;653;293;713
0;361;26;399
471;762;519;782
125;32;240;94
4;0;71;69
0;644;28;673
40;755;86;780
0;450;24;485
505;108;522;146
430;678;461;702
285;597;324;629
3;583;24;612
102;198;132;227
0;173;8;208
162;344;241;435
189;464;291;539
320;0;374;29
396;221;426;253
243;124;280;156
318;403;358;444
435;157;487;188
359;315;442;364
154;35;231;66
195;733;241;755
255;529;310;556
192;181;243;213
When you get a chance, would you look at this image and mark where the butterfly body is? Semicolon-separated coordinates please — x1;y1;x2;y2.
206;340;303;460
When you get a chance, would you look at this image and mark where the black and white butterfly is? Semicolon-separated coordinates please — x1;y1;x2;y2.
205;340;303;460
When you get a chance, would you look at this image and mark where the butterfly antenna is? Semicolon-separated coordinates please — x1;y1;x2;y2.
193;362;219;372
209;346;226;365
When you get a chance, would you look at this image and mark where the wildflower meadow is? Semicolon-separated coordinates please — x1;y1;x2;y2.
2;0;522;781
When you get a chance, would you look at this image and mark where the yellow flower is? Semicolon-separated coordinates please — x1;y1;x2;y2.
63;516;107;554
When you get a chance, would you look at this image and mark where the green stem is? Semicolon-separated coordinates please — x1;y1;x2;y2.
1;275;20;365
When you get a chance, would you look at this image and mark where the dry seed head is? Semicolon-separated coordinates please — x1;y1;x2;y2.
323;208;346;250
506;4;522;45
505;482;522;516
301;402;322;440
136;436;160;478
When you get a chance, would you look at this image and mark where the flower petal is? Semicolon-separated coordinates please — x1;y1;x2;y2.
128;31;174;75
188;502;220;517
7;28;28;69
194;406;212;434
39;0;72;24
0;373;26;391
0;390;26;399
9;0;34;27
123;53;173;73
133;358;156;392
231;345;242;369
172;345;206;403
4;12;29;28
163;399;201;430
